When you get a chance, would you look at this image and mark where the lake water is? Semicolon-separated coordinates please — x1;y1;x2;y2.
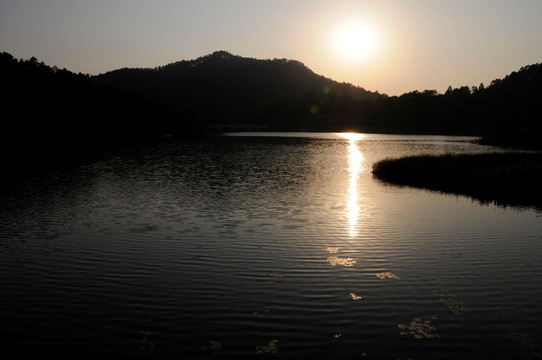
1;133;541;359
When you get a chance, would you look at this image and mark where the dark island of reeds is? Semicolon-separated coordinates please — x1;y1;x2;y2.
372;152;542;209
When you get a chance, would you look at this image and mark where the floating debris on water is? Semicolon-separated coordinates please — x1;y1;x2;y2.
256;339;279;355
349;292;362;300
327;256;356;267
510;331;542;359
375;272;400;280
492;308;513;319
254;309;271;317
436;289;473;315
398;318;440;339
432;278;472;314
325;247;339;253
201;340;222;356
138;330;154;352
266;272;282;280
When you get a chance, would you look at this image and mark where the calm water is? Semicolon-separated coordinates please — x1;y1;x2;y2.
1;133;541;359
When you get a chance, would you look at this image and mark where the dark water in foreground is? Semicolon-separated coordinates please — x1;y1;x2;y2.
1;133;541;359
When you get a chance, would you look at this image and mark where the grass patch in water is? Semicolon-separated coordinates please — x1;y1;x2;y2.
375;272;400;280
327;256;356;267
372;152;542;209
256;339;279;355
266;272;282;280
398;317;440;339
510;331;542;359
325;247;339;253
349;292;362;300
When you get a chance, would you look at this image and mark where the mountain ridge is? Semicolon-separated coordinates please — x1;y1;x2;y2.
92;50;542;137
98;50;379;100
1;49;541;179
2;49;541;140
92;50;383;130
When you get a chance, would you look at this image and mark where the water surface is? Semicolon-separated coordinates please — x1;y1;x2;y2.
1;133;541;359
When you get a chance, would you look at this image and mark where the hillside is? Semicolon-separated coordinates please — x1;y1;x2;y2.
478;63;542;146
2;49;542;168
0;52;197;176
367;63;542;139
93;51;384;131
93;51;542;137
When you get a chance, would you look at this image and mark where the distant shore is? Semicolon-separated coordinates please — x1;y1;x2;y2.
372;152;542;209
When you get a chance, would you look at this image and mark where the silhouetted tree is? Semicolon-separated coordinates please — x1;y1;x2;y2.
0;51;192;177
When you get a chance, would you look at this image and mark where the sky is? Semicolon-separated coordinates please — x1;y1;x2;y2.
1;0;541;96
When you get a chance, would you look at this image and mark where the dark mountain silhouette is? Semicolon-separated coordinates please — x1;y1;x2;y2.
93;51;542;138
366;63;542;139
477;64;542;147
1;49;541;180
0;51;201;177
93;51;384;131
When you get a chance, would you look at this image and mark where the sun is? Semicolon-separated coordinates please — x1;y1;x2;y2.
334;22;377;63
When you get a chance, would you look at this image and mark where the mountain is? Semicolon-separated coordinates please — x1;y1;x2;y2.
93;51;384;131
92;51;542;137
2;48;541;178
0;51;193;176
477;63;542;146
366;62;542;139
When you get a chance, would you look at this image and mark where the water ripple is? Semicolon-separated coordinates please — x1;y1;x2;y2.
0;135;541;359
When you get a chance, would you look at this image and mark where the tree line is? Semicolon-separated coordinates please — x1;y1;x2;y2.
0;52;206;175
364;64;542;141
93;51;542;140
2;49;541;176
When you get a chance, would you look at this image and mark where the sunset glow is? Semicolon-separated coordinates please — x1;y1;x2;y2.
333;22;379;63
1;1;541;95
341;133;365;236
339;132;365;141
1;0;541;357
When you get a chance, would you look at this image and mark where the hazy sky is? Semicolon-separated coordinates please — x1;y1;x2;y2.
1;0;541;95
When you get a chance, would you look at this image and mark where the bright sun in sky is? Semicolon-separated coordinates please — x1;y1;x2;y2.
1;1;541;95
325;13;383;68
335;23;377;62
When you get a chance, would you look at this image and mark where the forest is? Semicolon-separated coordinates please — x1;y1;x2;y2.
0;52;202;175
92;51;382;132
93;51;542;142
1;50;542;175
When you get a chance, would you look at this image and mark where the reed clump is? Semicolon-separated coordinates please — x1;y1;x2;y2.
372;152;542;209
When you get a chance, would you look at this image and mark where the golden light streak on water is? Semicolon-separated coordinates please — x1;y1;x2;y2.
339;133;365;236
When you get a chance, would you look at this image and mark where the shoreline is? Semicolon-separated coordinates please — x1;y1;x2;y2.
372;152;542;210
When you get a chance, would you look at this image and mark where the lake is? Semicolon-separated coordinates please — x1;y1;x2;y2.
1;132;541;359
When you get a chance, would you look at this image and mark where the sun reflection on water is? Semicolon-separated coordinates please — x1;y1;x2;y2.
339;133;365;236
